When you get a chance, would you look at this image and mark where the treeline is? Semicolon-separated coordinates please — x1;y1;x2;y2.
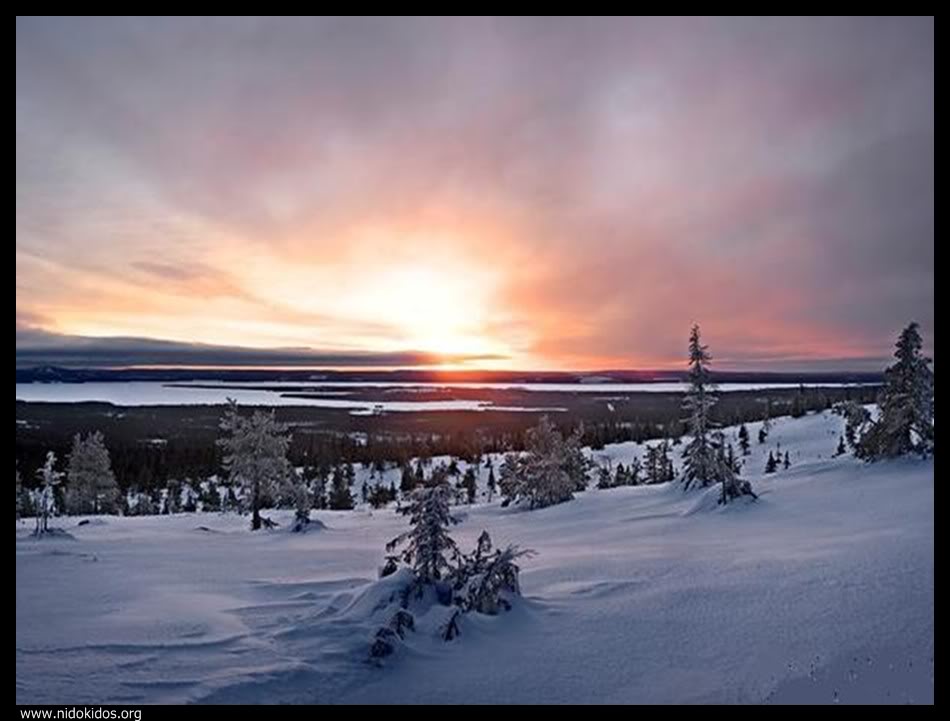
15;385;878;495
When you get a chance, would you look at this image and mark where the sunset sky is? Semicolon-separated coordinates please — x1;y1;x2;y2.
16;17;934;371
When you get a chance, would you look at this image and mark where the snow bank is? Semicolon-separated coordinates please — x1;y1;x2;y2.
16;411;933;704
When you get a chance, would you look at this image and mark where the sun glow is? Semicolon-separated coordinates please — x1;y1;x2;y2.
350;265;506;360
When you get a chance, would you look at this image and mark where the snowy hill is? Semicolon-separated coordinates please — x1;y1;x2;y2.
15;411;933;704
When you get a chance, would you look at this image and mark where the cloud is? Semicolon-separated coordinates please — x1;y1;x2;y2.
15;327;505;368
16;17;933;369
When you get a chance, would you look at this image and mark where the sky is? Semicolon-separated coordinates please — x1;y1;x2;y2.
16;17;934;371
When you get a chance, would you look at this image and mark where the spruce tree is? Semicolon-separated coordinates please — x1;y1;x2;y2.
862;322;934;458
765;451;778;474
681;325;721;489
386;486;459;587
65;431;118;515
217;399;291;530
738;424;751;456
498;416;587;509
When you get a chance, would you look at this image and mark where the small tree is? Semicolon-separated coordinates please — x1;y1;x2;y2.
453;531;533;615
783;451;790;470
765;451;778;474
596;462;613;489
717;436;758;504
218;399;291;530
386;486;459;588
290;473;312;532
368;483;396;509
486;461;496;503
65;431;118;515
644;442;675;484
738;425;751;456
461;467;477;504
34;451;62;535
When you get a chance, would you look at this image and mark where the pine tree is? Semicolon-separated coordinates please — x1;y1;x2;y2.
498;417;587;509
597;462;613;489
758;402;772;444
628;457;643;485
34;451;62;535
765;451;778;474
716;433;758;504
681;325;722;489
861;322;934;458
738;424;751;455
368;483;396;509
452;531;533;615
218;399;291;530
386;486;459;587
65;431;118;515
290;473;312;532
614;462;627;487
783;451;790;470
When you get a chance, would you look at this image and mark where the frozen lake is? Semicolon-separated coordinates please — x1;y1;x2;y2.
15;380;870;411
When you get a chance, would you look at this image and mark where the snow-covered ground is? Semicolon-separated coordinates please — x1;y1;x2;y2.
16;411;933;704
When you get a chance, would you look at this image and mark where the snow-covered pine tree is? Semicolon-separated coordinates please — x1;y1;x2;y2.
628;456;643;485
597;462;613;489
758;402;771;444
738;424;751;456
861;322;934;458
644;443;663;484
681;325;722;489
34;451;62;535
386;485;459;589
716;433;758;504
65;431;118;515
498;416;587;509
453;531;533;615
765;451;778;474
561;425;591;492
290;472;312;532
217;399;291;530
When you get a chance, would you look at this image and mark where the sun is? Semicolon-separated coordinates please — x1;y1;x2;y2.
357;266;505;360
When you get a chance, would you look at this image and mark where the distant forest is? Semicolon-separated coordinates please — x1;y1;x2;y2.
15;384;878;493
